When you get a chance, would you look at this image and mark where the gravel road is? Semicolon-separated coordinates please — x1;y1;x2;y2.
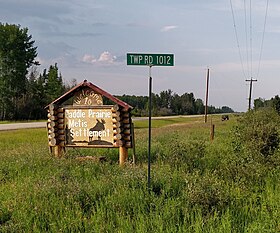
0;122;46;131
0;115;205;131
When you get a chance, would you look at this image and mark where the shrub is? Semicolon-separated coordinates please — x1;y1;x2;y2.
231;108;280;162
225;108;280;185
160;133;206;171
0;207;12;225
185;171;230;215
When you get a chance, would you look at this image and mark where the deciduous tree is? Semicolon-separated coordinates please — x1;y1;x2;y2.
0;23;38;120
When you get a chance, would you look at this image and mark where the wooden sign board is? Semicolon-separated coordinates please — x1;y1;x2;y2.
64;106;115;147
46;80;133;164
73;87;103;106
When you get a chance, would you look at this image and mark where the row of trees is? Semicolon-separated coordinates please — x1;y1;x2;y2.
22;64;74;120
0;23;234;120
1;63;72;120
0;23;74;120
0;23;38;120
254;95;280;114
114;91;234;117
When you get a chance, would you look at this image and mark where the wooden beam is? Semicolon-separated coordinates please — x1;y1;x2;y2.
119;146;128;165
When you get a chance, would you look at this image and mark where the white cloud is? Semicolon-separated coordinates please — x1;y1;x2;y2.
82;54;97;63
160;25;178;32
98;51;116;63
82;51;117;65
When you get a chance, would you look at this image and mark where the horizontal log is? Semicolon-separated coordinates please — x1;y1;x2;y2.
48;128;55;134
57;118;64;124
57;135;65;141
50;116;57;121
50;121;57;127
113;128;121;134
57;124;64;129
48;133;55;139
47;113;57;121
111;105;119;112
122;118;130;124
121;108;129;112
57;113;64;119
57;108;64;113
113;116;121;121
113;134;122;140
122;135;131;141
112;118;120;124
113;140;123;147
48;138;56;147
121;112;130;118
113;122;121;128
57;130;65;135
123;124;131;129
112;112;120;118
125;141;132;148
122;129;131;135
48;109;55;115
47;122;56;128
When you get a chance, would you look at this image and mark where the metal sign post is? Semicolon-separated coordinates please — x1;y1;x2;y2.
148;65;152;190
127;53;174;191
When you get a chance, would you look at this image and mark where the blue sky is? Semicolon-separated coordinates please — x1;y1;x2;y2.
1;0;279;111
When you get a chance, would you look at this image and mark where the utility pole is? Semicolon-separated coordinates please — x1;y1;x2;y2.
204;68;210;123
246;78;257;110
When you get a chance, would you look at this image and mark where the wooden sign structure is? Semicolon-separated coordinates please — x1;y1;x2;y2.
45;80;133;165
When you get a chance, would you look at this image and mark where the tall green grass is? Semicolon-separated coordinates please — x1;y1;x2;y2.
1;114;280;232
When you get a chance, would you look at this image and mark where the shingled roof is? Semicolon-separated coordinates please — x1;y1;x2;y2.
45;80;133;111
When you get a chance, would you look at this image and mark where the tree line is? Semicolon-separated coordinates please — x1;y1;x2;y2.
0;23;234;121
254;95;280;114
0;23;75;120
0;62;75;120
113;92;234;117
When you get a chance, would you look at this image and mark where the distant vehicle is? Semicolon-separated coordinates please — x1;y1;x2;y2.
221;115;229;121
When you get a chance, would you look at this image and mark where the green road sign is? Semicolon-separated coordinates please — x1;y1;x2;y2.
127;53;174;66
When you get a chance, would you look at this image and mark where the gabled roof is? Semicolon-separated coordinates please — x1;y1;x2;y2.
45;80;133;110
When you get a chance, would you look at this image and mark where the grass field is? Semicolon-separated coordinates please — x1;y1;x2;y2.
1;113;280;232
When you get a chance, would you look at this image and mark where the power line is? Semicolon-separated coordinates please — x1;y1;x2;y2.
250;0;253;78
229;0;247;79
256;0;269;79
230;1;270;80
244;0;250;78
230;0;269;110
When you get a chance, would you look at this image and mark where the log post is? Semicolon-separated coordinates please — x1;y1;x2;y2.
210;124;215;141
53;145;63;157
131;122;136;164
119;146;128;165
